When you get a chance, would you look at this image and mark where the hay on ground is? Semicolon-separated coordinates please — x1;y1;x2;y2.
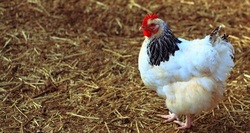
0;0;249;132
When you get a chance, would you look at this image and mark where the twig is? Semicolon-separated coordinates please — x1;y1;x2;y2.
14;104;28;119
66;112;100;120
104;122;111;133
102;48;132;58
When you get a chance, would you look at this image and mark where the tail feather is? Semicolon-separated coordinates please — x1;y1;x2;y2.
209;26;222;45
209;26;234;61
220;33;235;61
209;26;235;81
221;34;229;42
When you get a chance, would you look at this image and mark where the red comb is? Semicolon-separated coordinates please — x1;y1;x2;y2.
142;14;158;26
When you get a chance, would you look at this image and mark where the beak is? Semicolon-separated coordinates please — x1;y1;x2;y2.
139;26;145;31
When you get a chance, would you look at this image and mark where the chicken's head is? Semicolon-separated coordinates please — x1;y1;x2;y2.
140;14;165;38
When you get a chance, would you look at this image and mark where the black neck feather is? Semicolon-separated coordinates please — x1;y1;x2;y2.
147;23;181;66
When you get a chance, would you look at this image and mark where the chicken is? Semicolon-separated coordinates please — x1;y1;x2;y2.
138;14;234;129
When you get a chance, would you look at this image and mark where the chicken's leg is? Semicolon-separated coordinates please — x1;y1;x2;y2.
157;112;179;122
173;114;193;129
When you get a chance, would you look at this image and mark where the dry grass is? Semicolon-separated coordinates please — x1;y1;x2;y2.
0;0;250;132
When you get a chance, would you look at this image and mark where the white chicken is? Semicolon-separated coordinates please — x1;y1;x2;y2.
138;14;234;129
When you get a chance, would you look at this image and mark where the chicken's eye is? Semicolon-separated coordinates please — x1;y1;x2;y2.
149;24;155;27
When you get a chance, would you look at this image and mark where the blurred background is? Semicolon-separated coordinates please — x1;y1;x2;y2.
0;0;249;132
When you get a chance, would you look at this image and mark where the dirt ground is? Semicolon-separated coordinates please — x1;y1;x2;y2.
0;0;250;133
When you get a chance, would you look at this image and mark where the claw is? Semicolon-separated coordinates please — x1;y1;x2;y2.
157;112;179;122
173;115;193;129
157;113;194;129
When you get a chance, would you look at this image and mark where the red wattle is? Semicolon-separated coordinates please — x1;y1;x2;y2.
143;30;152;37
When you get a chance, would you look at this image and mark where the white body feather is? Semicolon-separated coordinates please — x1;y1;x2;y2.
139;35;234;115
